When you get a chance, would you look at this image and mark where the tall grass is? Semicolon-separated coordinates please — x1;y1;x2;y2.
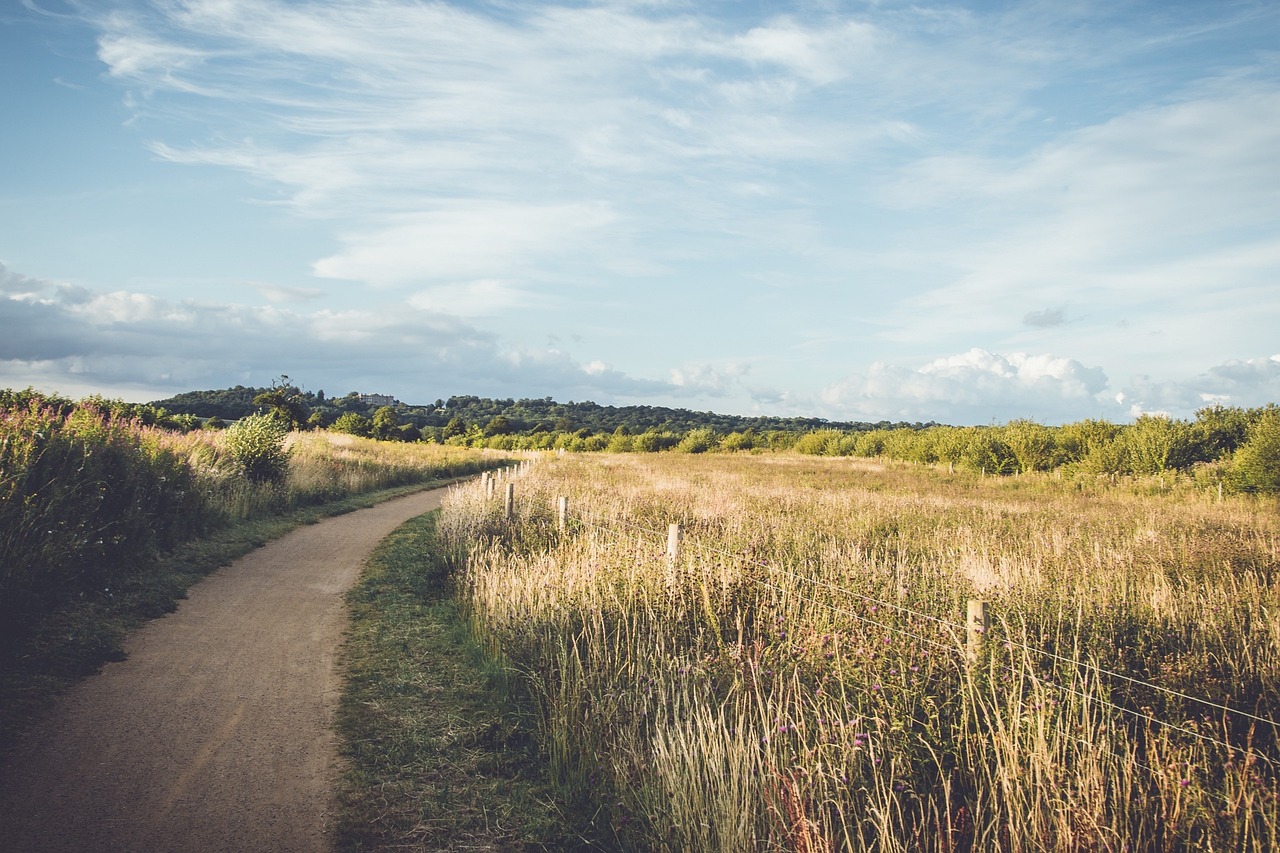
1;393;502;640
440;453;1280;850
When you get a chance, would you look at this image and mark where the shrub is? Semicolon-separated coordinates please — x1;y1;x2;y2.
223;413;290;484
674;428;717;454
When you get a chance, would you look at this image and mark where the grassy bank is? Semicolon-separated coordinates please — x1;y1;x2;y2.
334;510;594;851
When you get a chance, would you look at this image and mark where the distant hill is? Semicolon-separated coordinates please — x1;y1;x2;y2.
150;386;934;435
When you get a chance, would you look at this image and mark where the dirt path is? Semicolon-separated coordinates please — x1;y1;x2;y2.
0;487;449;853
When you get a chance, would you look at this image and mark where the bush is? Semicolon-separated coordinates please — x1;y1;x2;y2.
224;413;290;484
674;428;717;454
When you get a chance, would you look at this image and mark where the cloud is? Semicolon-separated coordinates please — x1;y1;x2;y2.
0;263;669;402
668;360;751;397
1022;307;1065;328
820;348;1111;424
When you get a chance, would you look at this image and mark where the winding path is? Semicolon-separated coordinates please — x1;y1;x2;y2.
0;487;449;853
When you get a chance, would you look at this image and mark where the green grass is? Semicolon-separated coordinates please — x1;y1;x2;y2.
334;511;597;851
0;478;467;756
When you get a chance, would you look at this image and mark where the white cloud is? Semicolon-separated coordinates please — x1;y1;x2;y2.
820;348;1111;424
669;360;751;397
0;264;668;402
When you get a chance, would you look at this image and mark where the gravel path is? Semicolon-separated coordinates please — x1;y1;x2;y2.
0;487;449;853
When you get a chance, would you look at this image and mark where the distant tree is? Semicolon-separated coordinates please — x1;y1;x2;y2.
252;375;309;429
483;415;513;437
1003;419;1057;473
1232;408;1280;493
442;416;466;439
371;406;400;440
675;428;717;454
331;412;373;438
1122;415;1193;475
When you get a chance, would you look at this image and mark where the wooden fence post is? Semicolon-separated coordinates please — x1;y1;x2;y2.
967;599;988;665
557;496;568;532
505;483;515;521
667;523;682;565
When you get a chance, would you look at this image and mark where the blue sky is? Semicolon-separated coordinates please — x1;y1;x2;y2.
2;0;1278;424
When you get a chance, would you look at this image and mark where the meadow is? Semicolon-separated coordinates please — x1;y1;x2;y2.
440;452;1280;851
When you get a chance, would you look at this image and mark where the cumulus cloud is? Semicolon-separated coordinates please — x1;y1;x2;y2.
0;264;669;402
668;360;751;397
820;348;1111;424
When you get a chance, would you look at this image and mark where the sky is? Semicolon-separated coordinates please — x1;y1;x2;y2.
2;0;1278;425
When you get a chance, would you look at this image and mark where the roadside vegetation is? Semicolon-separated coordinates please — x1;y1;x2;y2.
0;388;504;750
335;510;594;851
439;452;1280;850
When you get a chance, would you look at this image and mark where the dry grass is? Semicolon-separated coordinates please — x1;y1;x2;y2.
440;453;1280;850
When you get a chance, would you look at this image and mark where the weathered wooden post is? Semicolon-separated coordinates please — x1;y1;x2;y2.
557;496;568;532
967;599;988;665
504;483;515;521
667;523;682;565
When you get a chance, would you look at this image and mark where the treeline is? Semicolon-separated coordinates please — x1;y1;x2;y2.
789;409;1279;492
150;384;932;436
146;383;1278;491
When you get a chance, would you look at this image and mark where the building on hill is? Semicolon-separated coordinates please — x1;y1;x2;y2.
359;393;399;407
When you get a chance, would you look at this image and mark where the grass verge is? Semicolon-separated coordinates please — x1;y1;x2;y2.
334;511;595;851
0;477;466;756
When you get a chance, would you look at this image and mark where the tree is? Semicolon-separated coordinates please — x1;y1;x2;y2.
252;375;309;429
442;416;466;440
1122;415;1193;475
1232;409;1280;493
331;412;372;438
371;406;400;440
483;415;513;437
1003;419;1056;473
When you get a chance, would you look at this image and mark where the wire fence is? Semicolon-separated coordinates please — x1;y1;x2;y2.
466;466;1280;775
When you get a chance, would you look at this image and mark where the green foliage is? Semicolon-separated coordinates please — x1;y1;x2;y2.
0;392;204;633
674;427;718;453
224;413;290;484
1232;409;1280;493
330;412;372;438
1002;419;1057;473
1121;415;1194;475
371;406;400;440
482;415;512;437
720;430;757;452
252;383;309;429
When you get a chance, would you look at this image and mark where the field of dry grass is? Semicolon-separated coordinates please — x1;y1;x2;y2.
441;452;1280;850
